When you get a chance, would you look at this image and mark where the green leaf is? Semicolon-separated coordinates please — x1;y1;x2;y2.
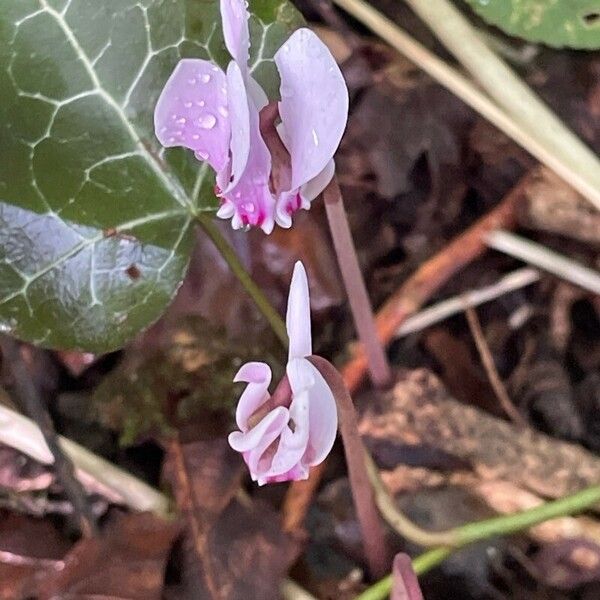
0;0;303;352
462;0;600;49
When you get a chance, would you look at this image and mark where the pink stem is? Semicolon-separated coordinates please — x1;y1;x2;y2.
308;355;389;579
323;178;392;389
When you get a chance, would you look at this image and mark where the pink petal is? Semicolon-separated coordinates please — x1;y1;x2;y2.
274;29;348;191
218;83;275;234
228;405;288;454
154;59;230;173
266;390;310;477
286;261;312;360
245;408;290;478
220;0;250;70
233;361;272;431
287;358;337;466
223;61;250;193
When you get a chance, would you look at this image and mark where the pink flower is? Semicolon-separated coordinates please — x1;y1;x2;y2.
154;0;348;233
228;262;338;484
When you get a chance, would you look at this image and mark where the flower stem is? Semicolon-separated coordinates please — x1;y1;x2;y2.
322;178;392;389
196;214;289;347
307;355;389;578
356;484;600;600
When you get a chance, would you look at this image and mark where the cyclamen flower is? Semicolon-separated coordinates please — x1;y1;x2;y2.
228;262;338;484
154;0;348;233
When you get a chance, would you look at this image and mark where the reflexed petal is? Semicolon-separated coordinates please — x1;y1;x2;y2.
228;405;288;453
224;61;250;193
267;390;310;477
154;59;230;173
303;361;337;465
219;85;275;234
220;0;250;69
285;262;312;360
274;29;348;190
233;361;272;431
288;358;337;466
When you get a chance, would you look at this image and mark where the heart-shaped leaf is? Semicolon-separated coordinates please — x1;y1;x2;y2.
0;0;303;352
463;0;600;49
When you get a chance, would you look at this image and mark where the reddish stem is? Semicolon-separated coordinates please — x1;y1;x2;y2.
307;355;389;579
323;178;392;389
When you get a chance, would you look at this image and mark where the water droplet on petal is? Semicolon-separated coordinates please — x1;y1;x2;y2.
168;136;176;143
242;224;251;232
282;43;290;53
160;126;168;133
200;73;211;83
184;101;193;108
243;202;255;213
176;117;186;124
188;78;196;85
196;100;205;107
192;134;199;140
235;191;241;199
171;113;177;120
198;113;217;129
311;128;319;146
218;106;229;117
212;65;220;72
197;150;210;160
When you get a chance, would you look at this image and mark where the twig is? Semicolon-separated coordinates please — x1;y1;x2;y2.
330;0;600;210
196;213;289;347
283;175;524;531
486;230;600;295
307;355;389;578
323;178;392;389
1;337;96;537
0;402;169;514
357;484;600;600
395;268;540;338
464;306;526;427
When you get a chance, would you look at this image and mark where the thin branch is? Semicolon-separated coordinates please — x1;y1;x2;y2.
196;214;289;347
307;355;389;578
486;230;600;294
331;0;600;210
323;178;392;389
464;306;526;427
395;268;540;338
1;338;96;536
357;484;600;600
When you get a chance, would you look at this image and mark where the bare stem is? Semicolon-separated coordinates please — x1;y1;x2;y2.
307;355;389;578
464;306;526;427
196;214;289;347
1;337;96;536
323;178;392;389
